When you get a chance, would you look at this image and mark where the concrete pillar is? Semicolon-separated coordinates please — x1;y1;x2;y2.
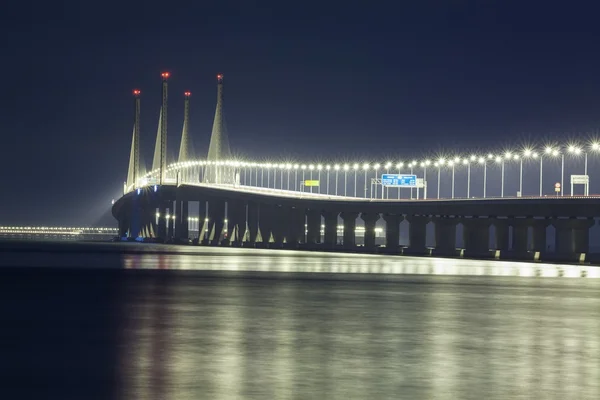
167;203;175;239
510;218;529;253
157;203;167;239
322;211;339;248
553;218;594;254
286;206;305;247
175;200;189;240
493;218;509;251
247;201;260;245
382;214;401;251
340;212;359;249
198;201;207;243
433;217;457;253
118;215;128;237
361;213;380;251
208;199;226;246
406;215;428;253
226;200;246;245
530;219;548;252
270;206;286;247
462;217;491;254
306;209;321;245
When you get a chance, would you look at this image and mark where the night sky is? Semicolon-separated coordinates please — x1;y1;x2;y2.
2;1;600;226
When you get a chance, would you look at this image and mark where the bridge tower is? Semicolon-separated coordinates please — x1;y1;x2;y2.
205;73;233;184
178;91;193;163
126;89;141;190
152;72;169;184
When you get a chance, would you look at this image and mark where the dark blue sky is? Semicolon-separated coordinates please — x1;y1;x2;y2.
2;1;600;226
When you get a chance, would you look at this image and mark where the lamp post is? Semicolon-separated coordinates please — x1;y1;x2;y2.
436;158;445;199
384;162;392;199
373;163;380;199
294;164;299;191
326;165;331;195
334;164;340;196
466;155;475;198
449;160;456;199
421;160;430;199
353;163;359;197
363;163;369;198
541;146;559;196
343;164;349;197
396;162;404;199
309;164;314;193
286;164;291;190
317;164;322;194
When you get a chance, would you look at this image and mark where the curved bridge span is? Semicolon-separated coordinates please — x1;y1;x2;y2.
112;182;600;262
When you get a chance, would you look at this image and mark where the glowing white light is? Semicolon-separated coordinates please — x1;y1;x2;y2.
396;162;404;169
317;164;323;170
362;163;369;170
309;164;315;170
385;162;392;169
343;164;350;171
373;163;380;169
301;164;307;170
478;157;485;164
326;165;331;170
353;163;359;170
334;164;340;171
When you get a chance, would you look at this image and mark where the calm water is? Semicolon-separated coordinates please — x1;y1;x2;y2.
0;242;599;399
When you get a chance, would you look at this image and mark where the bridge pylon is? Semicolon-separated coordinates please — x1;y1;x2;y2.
205;73;233;184
126;89;141;190
152;72;169;185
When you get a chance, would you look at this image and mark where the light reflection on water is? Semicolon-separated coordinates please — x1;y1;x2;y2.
121;246;600;279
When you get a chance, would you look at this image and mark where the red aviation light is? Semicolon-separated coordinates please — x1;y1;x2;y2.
216;73;223;83
133;89;141;95
161;72;170;79
184;91;191;97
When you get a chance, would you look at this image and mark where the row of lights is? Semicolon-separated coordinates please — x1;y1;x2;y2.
0;227;118;231
154;215;229;224
140;142;600;180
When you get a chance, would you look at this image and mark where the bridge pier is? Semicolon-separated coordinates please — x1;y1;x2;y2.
225;200;245;246
510;218;529;253
246;201;260;245
493;218;510;251
406;215;428;254
433;216;457;254
270;205;286;248
306;209;321;245
462;217;490;256
118;217;128;238
175;200;189;240
553;218;594;254
340;212;359;249
157;202;168;240
531;219;548;252
382;214;401;252
323;211;339;249
361;212;380;251
285;206;305;247
207;199;226;246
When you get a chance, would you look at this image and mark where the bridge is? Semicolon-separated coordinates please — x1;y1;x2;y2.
0;226;118;241
112;72;600;263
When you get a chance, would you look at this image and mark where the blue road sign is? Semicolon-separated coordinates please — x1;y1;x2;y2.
381;174;417;187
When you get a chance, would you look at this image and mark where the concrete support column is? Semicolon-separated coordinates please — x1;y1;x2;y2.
270;206;286;247
175;200;189;240
247;201;260;245
157;202;167;239
462;217;491;255
530;219;548;252
406;215;429;253
340;212;359;249
207;199;226;246
322;211;339;248
510;218;529;253
433;217;457;253
286;206;305;246
198;201;207;243
306;209;321;245
226;200;246;245
553;218;594;254
167;202;175;239
118;215;128;237
493;218;510;251
361;213;380;251
382;214;401;250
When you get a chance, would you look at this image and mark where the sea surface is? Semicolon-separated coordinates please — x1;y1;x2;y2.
0;241;599;400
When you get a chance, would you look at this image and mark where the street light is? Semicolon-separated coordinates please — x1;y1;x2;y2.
384;162;392;199
317;164;323;194
343;164;349;196
437;158;445;199
363;163;369;197
326;165;331;195
478;157;487;198
293;164;299;191
286;164;292;190
353;163;359;197
421;160;430;199
449;159;456;198
334;164;340;195
396;162;404;199
309;164;315;193
373;163;380;199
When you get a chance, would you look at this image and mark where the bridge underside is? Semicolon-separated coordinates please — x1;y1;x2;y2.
112;184;600;262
